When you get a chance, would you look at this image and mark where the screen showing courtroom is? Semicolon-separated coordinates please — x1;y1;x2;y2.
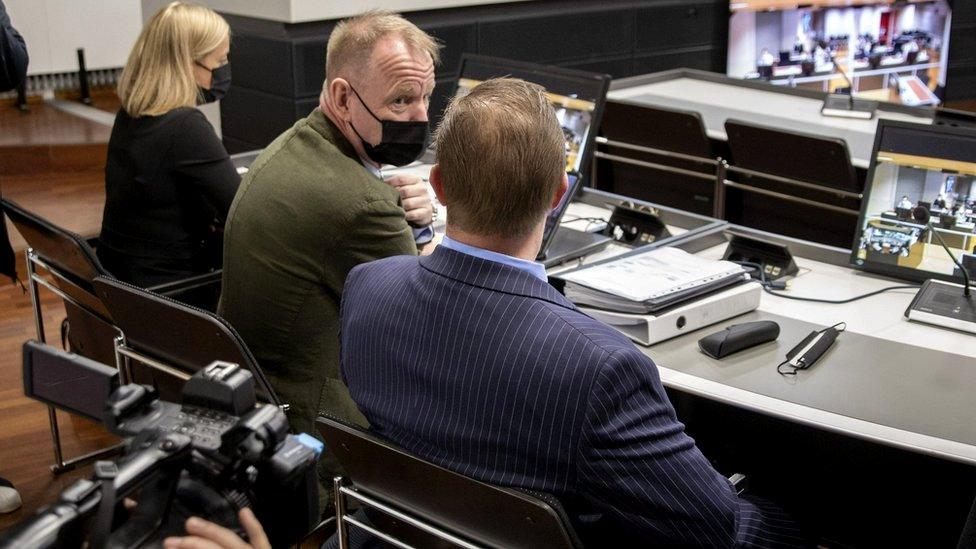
853;121;976;282
728;0;952;107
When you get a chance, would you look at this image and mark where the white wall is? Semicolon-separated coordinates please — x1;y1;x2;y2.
727;12;757;78
779;11;801;51
5;0;142;75
868;161;899;215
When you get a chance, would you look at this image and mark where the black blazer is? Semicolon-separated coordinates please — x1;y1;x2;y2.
97;107;239;287
0;0;27;92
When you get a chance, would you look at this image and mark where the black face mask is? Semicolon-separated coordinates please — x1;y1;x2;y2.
348;85;429;167
196;61;231;104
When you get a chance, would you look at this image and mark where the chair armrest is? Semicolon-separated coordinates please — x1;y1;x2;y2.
728;473;749;495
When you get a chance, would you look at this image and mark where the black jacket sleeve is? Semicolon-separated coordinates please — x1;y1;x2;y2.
171;109;241;222
0;0;28;92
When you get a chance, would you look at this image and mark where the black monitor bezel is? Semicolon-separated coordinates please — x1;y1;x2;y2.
454;53;611;186
850;119;976;284
539;171;583;258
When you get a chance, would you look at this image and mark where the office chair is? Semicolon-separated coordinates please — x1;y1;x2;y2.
594;100;722;217
92;275;282;407
723;120;863;248
318;416;583;549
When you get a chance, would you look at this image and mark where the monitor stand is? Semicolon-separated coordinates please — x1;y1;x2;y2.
904;279;976;335
539;227;612;268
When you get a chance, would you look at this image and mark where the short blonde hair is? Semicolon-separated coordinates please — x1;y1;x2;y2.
118;2;229;117
325;10;440;85
435;78;565;238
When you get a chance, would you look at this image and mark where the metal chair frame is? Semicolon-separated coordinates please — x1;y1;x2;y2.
24;248;125;473
593;136;865;222
333;477;484;549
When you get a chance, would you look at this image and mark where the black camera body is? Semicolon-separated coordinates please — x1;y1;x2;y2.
3;354;320;549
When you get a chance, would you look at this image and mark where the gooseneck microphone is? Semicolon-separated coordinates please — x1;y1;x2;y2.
926;218;972;298
828;49;856;110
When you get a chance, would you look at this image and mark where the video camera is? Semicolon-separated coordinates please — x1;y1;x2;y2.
1;342;320;548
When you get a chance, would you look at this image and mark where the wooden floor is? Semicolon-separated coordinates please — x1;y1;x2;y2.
0;95;115;532
1;90;975;535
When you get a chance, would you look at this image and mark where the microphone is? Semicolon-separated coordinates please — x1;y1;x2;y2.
820;48;876;119
923;209;971;298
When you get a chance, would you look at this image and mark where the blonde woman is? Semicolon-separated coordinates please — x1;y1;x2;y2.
98;1;238;288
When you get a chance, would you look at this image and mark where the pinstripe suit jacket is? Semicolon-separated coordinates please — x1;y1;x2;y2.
340;246;802;548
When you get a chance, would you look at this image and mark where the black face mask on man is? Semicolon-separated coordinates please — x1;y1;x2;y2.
348;85;429;167
196;61;231;104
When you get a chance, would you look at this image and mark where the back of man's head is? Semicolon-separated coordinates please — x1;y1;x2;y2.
325;10;440;84
435;78;566;239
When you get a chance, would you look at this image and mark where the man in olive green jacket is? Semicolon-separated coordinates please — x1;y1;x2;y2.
218;11;439;505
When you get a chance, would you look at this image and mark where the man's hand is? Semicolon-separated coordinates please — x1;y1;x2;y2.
385;173;434;227
163;507;270;549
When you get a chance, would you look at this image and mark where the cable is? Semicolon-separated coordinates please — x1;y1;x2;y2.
731;261;919;304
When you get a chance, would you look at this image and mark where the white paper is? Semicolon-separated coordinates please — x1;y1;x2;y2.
559;247;744;303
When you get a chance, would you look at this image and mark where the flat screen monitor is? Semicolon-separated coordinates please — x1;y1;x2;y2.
539;172;582;257
728;0;952;107
851;120;976;283
454;54;611;177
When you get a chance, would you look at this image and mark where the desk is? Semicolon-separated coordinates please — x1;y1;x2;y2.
635;226;976;545
662;228;976;455
608;69;934;168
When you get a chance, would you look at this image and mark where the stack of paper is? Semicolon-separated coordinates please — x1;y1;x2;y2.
559;247;747;314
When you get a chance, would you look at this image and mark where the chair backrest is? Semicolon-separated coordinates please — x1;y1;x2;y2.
595;101;717;215
1;197;112;320
91;275;280;406
601;100;712;158
1;197;107;285
318;417;582;549
724;119;861;193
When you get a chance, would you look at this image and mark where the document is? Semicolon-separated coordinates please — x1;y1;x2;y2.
559;247;746;313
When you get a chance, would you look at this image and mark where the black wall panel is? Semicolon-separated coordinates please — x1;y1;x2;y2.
478;10;634;64
293;38;330;97
229;34;294;97
633;47;714;75
425;23;479;76
219;0;973;154
634;4;718;52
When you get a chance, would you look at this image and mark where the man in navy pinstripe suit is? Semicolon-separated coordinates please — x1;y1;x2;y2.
340;78;805;547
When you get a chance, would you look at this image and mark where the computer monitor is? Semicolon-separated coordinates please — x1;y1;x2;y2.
851;120;976;284
727;1;952;107
454;54;611;177
918;200;932;212
539;172;582;257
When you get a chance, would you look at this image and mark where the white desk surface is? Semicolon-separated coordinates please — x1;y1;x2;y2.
639;239;976;464
694;242;976;359
608;77;933;168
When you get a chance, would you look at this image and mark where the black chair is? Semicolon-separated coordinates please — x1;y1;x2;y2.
2;197;223;471
723;119;864;248
2;197;126;472
595;100;722;217
92;275;282;407
317;417;582;549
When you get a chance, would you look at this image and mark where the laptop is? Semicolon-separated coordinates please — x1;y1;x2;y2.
537;172;611;267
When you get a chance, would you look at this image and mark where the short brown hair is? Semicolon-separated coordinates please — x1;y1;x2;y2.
325;10;440;85
435;78;565;238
